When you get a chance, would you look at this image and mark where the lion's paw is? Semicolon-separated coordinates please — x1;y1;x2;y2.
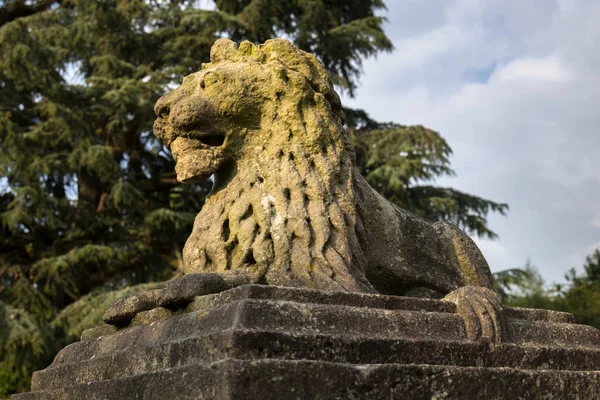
158;273;233;308
158;273;253;308
103;289;163;327
103;273;253;327
443;285;508;344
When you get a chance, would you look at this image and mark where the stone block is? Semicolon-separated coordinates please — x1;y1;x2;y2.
14;285;600;399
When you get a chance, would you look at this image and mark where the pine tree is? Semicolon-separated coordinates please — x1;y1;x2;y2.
347;116;508;239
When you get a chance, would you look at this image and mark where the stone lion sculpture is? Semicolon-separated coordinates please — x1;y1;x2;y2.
106;39;505;343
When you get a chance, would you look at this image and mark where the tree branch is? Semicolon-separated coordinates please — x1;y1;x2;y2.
0;0;61;27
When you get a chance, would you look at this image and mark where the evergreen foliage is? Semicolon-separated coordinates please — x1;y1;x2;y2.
348;119;508;239
496;253;600;331
557;249;600;328
575;248;600;285
493;262;557;309
0;0;506;395
0;301;55;395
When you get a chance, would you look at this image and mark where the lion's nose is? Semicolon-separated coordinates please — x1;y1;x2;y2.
154;95;171;120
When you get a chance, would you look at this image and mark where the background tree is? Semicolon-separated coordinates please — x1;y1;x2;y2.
493;261;557;309
493;252;600;330
556;249;600;328
346;116;508;239
0;0;507;394
493;267;533;304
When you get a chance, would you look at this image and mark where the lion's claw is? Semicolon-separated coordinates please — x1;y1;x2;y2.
444;285;507;344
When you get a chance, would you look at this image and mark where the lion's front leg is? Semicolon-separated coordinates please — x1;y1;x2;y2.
443;285;508;344
103;273;252;326
158;272;252;307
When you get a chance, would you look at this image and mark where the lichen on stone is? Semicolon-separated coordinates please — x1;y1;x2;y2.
153;38;496;298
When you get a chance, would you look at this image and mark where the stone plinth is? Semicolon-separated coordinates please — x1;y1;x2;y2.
14;285;600;399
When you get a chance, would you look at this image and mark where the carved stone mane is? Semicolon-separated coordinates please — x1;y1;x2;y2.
180;43;371;292
183;118;371;292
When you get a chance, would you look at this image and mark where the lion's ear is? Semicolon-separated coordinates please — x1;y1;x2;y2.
210;38;239;63
238;41;267;62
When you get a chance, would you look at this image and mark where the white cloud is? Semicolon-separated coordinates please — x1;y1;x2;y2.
390;25;467;69
492;56;571;83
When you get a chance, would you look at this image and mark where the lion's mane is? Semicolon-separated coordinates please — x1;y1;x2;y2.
183;39;374;293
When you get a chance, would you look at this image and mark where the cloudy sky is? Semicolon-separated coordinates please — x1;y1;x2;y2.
340;0;600;283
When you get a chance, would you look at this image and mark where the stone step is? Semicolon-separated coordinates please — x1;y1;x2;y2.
86;285;600;350
16;359;600;400
187;284;459;314
16;285;600;399
183;284;575;323
31;328;600;391
50;295;600;373
54;299;465;364
185;285;599;348
29;283;600;392
94;284;575;336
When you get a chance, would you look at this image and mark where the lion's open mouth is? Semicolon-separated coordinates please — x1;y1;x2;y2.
170;133;228;184
178;129;226;148
200;133;226;147
176;119;227;148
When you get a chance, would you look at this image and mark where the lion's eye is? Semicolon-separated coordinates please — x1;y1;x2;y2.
201;73;220;89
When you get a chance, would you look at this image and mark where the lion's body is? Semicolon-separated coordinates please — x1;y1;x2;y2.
153;38;494;298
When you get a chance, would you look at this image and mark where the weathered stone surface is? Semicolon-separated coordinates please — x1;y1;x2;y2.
14;360;600;400
79;324;117;341
15;285;600;399
152;37;495;303
129;307;172;327
102;289;163;326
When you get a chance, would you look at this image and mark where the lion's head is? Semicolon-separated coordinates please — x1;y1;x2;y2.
154;38;345;185
153;39;372;293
